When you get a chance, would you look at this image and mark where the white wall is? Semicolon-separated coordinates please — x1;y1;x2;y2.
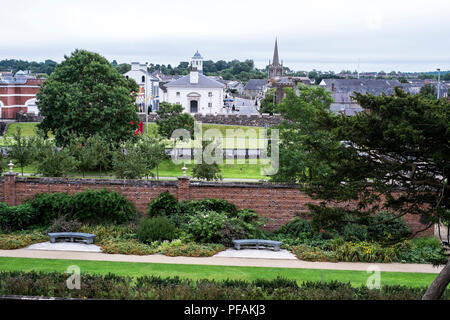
166;87;224;114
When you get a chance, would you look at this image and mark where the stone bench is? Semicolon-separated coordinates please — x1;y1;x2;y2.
232;239;282;251
48;232;96;244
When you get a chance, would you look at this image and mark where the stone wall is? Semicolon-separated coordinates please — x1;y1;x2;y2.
139;113;284;127
0;175;432;235
15;112;284;127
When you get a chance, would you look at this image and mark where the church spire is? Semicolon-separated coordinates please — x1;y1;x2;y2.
272;38;280;66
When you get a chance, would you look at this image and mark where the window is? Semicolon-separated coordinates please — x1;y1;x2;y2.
208;102;212;108
176;92;180;97
208;92;212;97
142;75;145;83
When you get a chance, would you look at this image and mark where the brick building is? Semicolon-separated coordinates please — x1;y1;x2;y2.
0;71;44;119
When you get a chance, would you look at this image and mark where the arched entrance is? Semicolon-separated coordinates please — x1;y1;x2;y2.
187;92;201;114
190;100;198;113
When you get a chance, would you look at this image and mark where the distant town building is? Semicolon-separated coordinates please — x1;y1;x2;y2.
164;51;225;114
0;71;44;119
243;79;269;99
268;38;283;81
318;78;448;116
124;62;160;113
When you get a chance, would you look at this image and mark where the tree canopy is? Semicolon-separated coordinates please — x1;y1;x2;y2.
36;49;139;146
274;85;450;299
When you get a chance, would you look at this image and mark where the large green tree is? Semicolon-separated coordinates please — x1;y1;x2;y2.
275;86;450;299
37;49;139;146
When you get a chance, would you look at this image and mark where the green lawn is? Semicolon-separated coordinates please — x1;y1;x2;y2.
4;122;41;137
11;159;271;180
0;257;438;288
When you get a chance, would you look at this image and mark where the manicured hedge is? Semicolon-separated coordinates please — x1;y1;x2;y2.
0;271;448;300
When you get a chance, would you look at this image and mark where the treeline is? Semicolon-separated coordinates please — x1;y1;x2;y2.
0;59;57;76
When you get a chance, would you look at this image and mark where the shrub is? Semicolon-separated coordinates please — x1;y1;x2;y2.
396;237;448;265
290;244;337;262
179;198;238;217
341;223;369;241
47;215;82;233
70;189;136;224
275;217;313;237
26;192;74;226
331;239;398;263
28;189;136;226
0;231;48;249
367;211;411;241
100;238;158;255
147;191;179;217
187;211;227;243
158;240;225;257
137;216;177;243
0;202;38;232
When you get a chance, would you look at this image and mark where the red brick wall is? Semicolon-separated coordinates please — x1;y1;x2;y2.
0;176;433;236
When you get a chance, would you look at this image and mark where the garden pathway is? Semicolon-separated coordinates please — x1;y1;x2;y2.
0;248;443;274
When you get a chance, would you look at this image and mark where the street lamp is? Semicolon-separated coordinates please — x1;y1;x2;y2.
437;68;441;99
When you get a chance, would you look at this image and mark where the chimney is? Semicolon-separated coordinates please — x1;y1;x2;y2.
190;67;198;84
131;62;140;71
331;82;335;92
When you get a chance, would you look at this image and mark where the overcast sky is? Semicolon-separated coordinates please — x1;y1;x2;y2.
1;0;449;72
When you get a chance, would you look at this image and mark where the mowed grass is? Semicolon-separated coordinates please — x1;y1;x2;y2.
0;257;438;288
5;122;264;139
4;122;41;137
154;159;270;179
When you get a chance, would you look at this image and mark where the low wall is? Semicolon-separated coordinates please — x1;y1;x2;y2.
0;174;432;235
14;112;284;127
139;113;284;127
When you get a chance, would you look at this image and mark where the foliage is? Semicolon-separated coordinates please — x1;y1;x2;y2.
270;84;335;183
0;203;38;232
178;198;238;217
147;191;179;217
396;237;448;265
8;127;34;176
0;152;7;176
187;211;228;243
100;238;158;255
70;189;137;224
419;84;437;100
259;89;276;114
112;139;147;179
192;140;223;181
290;244;337;262
158;240;225;257
46;215;82;233
275;217;313;237
155;102;195;141
27;189;136;226
1;270;448;299
36;49;139;146
308;205;411;242
67;134;112;177
135;135;167;179
31;137;77;177
137;216;177;243
0;231;48;249
0;59;57;75
26;192;73;226
330;238;398;263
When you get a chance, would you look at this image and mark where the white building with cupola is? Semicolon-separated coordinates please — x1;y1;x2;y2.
164;51;225;114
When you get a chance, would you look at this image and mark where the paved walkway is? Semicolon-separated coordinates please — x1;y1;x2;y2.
0;249;443;274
